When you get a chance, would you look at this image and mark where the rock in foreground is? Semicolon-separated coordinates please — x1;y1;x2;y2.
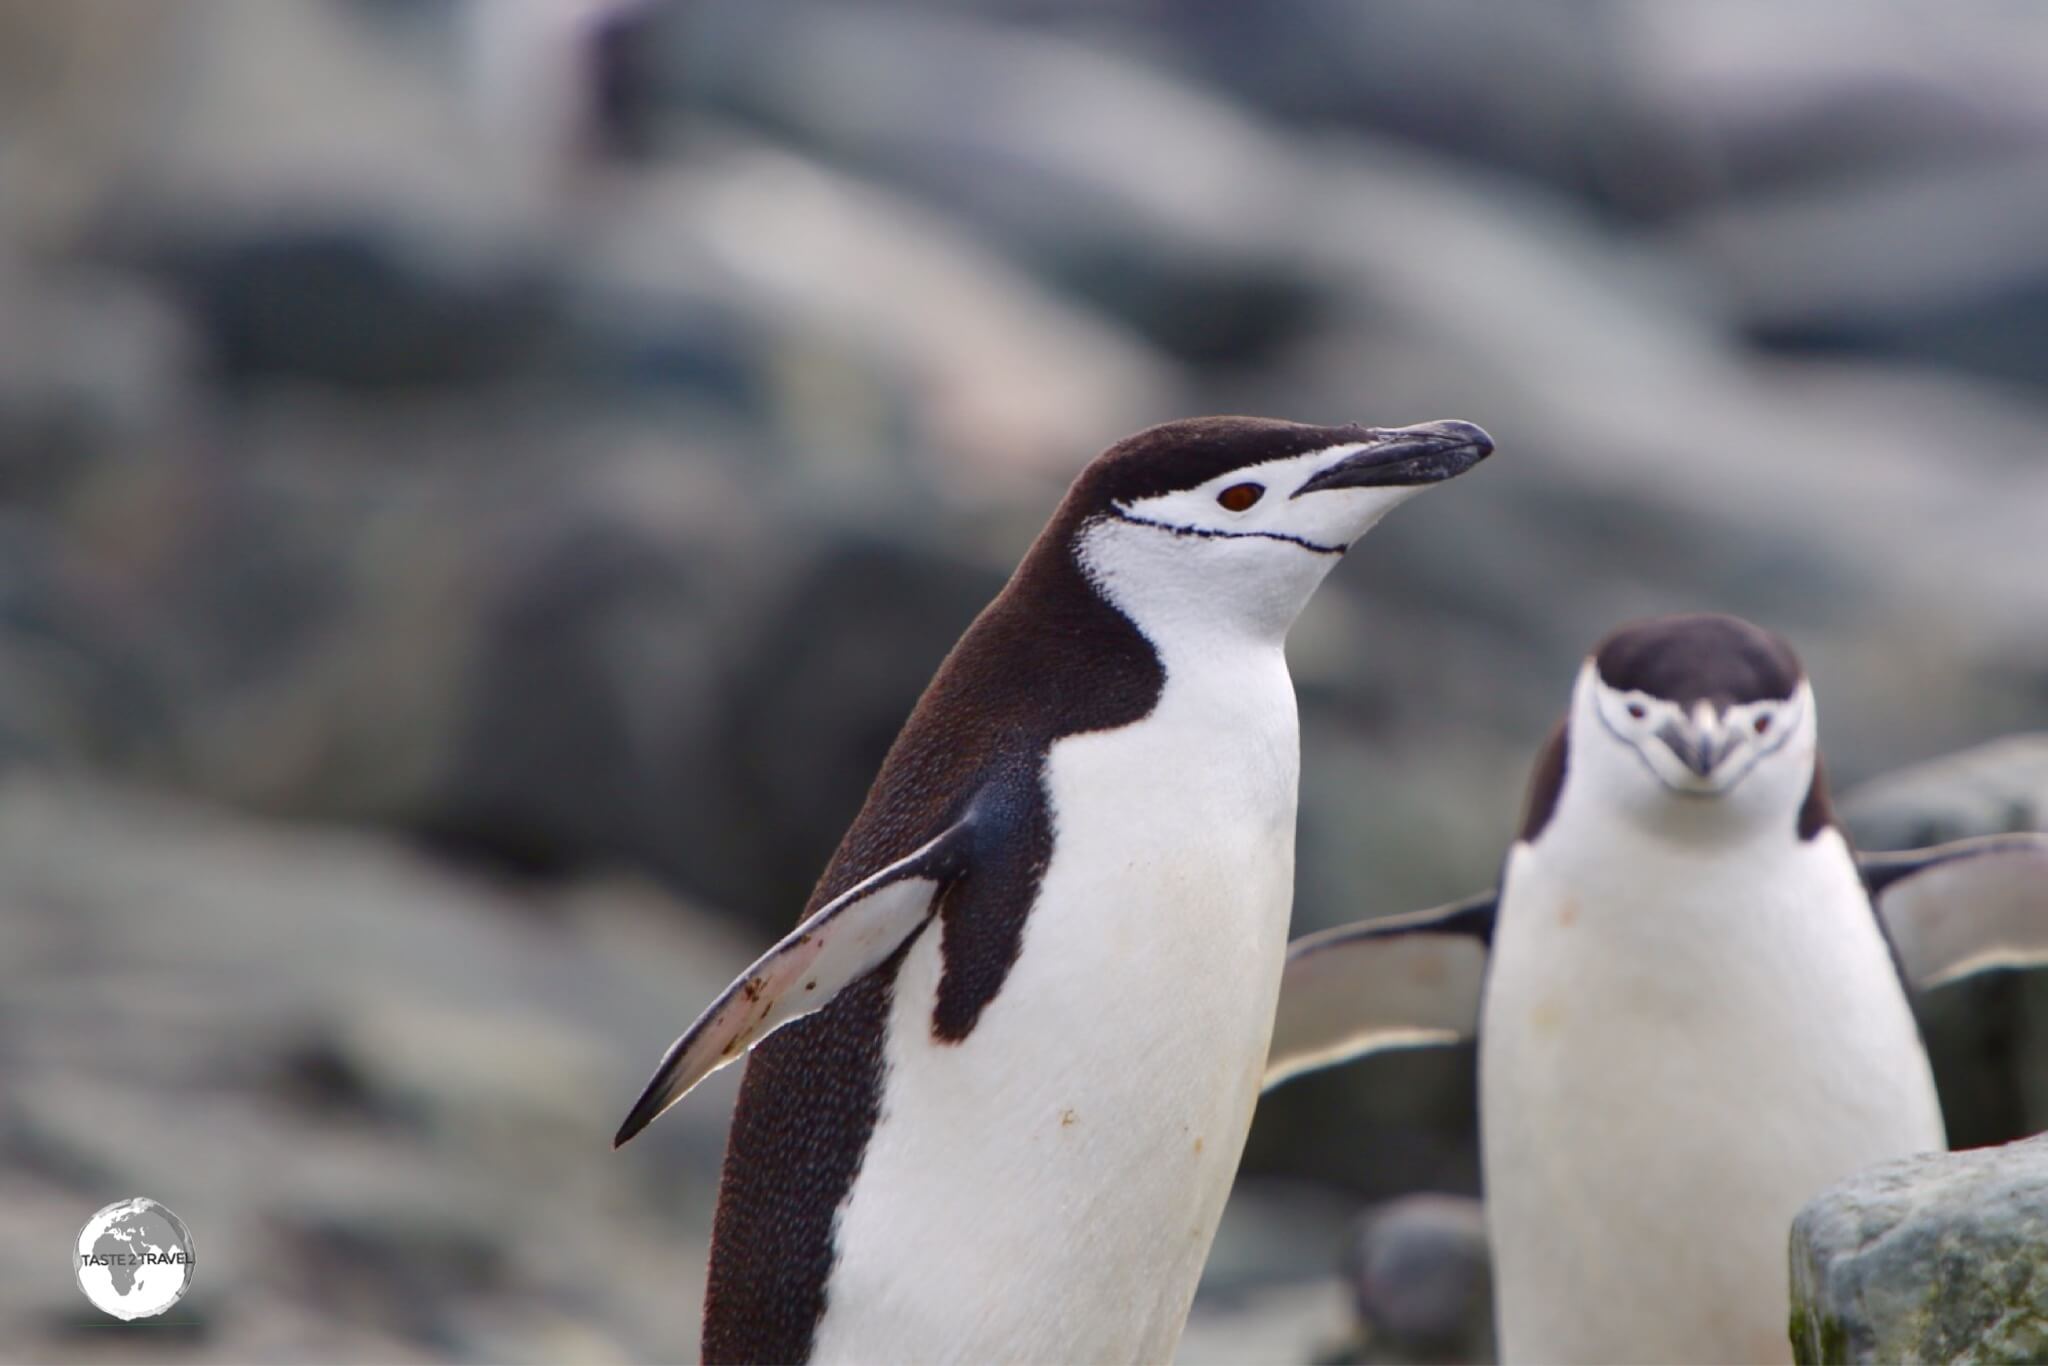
1790;1133;2048;1364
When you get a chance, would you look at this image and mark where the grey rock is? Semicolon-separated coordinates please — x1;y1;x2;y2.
1841;734;2048;851
160;230;560;391
0;773;748;1361
0;0;2046;1247
1183;1191;1494;1366
1343;1194;1495;1365
1158;3;2048;223
1617;5;2048;209
569;130;1182;486
1198;1178;1358;1297
67;0;580;391
1673;156;2048;390
1835;735;2048;1154
1790;1132;2048;1365
657;0;1331;363
0;255;195;458
1178;1279;1353;1366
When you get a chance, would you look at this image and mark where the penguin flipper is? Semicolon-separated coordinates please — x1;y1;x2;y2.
613;818;973;1146
1862;833;2048;990
1263;893;1497;1091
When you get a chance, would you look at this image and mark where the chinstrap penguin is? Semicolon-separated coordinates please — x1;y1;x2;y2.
1265;612;2048;1366
615;414;1495;1364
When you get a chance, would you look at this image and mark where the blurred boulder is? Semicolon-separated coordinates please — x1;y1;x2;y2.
1153;0;1675;214
1183;1189;1494;1366
68;0;576;391
1675;158;2048;390
1341;1194;1495;1365
0;254;195;465
162;231;560;391
1841;733;2048;851
652;0;1331;365
1199;1178;1359;1298
1834;735;2048;1155
1619;5;2048;209
700;536;1003;921
0;772;748;1361
1156;2;2048;225
1791;1132;2048;1364
1178;1280;1353;1366
0;1;178;248
0;514;176;768
572;130;1183;489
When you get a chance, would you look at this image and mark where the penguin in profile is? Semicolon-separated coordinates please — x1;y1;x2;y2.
1266;613;2048;1365
615;415;1495;1364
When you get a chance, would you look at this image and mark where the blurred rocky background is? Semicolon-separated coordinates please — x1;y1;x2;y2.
3;1;2047;1359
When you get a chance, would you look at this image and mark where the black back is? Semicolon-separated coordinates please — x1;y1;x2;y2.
702;416;1363;1362
1518;720;1570;843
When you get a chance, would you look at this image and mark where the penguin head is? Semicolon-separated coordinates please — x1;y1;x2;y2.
1566;613;1817;838
1062;416;1493;641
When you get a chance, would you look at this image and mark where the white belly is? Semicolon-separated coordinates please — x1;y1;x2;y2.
814;647;1301;1365
1479;830;1946;1366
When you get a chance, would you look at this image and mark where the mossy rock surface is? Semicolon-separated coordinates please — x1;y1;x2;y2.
1791;1133;2048;1363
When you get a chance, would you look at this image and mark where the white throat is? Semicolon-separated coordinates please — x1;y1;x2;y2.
1074;514;1340;657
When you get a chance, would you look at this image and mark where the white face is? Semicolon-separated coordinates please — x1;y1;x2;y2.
1570;661;1817;838
1077;444;1452;645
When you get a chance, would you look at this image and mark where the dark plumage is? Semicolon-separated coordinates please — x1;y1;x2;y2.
1593;613;1803;708
703;415;1394;1362
1518;720;1570;843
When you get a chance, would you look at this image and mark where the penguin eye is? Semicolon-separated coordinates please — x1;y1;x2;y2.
1626;702;1647;720
1753;714;1772;735
1217;483;1263;512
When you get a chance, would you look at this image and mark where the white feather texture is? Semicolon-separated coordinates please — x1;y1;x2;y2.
1480;673;1945;1366
812;505;1361;1363
792;437;1476;1362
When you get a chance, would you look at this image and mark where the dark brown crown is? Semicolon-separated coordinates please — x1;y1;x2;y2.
1060;416;1374;516
1592;613;1804;708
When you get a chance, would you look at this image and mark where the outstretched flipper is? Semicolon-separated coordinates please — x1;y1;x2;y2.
1862;833;2048;990
614;818;975;1146
1264;893;1497;1090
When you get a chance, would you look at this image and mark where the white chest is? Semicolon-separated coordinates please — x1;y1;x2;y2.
1479;829;1945;1365
813;647;1302;1364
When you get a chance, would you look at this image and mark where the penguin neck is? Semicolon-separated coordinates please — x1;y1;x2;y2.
1068;514;1332;670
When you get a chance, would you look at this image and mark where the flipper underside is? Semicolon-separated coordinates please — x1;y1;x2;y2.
1264;893;1497;1090
614;818;974;1146
1862;833;2048;990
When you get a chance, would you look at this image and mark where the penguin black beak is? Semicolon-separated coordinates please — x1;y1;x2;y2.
1656;721;1725;778
1292;420;1494;497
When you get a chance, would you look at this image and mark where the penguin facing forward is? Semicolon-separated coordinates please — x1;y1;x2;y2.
1265;613;2048;1366
615;415;1495;1364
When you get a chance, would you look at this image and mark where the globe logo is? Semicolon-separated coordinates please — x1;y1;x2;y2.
74;1198;196;1321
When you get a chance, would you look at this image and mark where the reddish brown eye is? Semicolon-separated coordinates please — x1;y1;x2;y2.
1626;702;1647;720
1217;482;1263;512
1754;714;1772;734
